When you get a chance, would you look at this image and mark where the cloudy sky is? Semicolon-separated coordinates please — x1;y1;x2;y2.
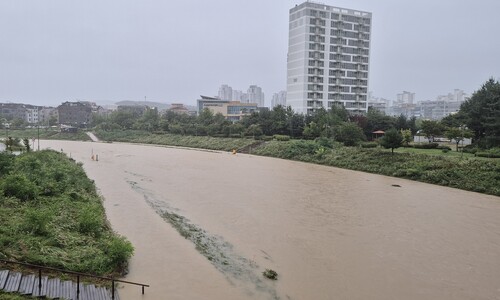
1;0;499;106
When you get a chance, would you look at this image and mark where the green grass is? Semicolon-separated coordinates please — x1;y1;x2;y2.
3;129;91;141
0;290;30;299
0;150;133;277
95;130;257;151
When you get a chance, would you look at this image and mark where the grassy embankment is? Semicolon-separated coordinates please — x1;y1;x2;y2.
2;128;91;142
94;130;500;196
95;130;258;151
0;150;133;279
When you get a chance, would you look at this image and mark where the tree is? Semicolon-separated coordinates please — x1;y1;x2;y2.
303;121;321;139
395;114;408;130
23;138;31;152
445;127;472;152
420;120;443;142
334;122;366;146
364;108;396;138
245;124;263;138
400;129;412;147
380;128;403;154
459;78;500;148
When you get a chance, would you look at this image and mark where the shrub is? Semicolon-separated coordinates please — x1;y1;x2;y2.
442;148;450;153
263;269;278;280
22;209;53;235
437;145;452;150
476;152;500;158
1;174;38;201
273;135;290;141
315;137;334;148
105;236;134;267
361;142;378;148
78;205;105;236
413;143;439;149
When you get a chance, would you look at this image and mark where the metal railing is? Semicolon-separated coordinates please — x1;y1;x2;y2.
0;259;149;299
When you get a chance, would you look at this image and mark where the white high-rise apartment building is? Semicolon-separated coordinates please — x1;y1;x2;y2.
218;84;233;101
272;91;287;107
247;85;265;107
287;2;372;114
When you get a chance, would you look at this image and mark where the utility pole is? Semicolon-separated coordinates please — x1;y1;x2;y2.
37;122;40;151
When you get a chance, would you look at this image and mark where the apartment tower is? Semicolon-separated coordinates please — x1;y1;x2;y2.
287;2;372;114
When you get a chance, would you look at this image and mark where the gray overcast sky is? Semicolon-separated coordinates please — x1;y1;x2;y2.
1;0;499;107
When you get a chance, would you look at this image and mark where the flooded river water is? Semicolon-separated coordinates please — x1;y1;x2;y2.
42;140;500;300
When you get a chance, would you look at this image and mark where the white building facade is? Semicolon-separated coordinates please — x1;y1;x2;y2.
272;91;287;107
218;84;233;101
247;85;265;107
287;2;372;114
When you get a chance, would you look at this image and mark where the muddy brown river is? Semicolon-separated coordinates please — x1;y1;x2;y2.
42;140;500;300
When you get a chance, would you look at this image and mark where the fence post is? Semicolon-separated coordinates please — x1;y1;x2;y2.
77;275;80;299
112;280;115;300
38;269;42;295
142;285;145;294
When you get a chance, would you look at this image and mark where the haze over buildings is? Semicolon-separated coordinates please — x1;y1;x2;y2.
0;1;499;107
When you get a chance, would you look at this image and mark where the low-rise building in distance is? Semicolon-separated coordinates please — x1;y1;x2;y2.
197;95;257;121
58;101;93;127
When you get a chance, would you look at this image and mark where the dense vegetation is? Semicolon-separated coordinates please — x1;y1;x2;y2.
2;128;91;142
95;130;258;152
0;150;133;276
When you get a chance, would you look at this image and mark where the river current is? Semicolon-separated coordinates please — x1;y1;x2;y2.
41;140;500;300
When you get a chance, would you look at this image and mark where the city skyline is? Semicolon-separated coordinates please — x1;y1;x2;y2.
1;0;499;107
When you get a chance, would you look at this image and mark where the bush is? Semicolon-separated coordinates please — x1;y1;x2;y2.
78;205;105;236
273;135;290;141
437;145;452;151
414;143;439;149
22;209;53;235
476;152;500;158
442;148;450;153
315;137;334;148
1;174;38;201
361;142;378;148
105;236;134;267
263;269;278;280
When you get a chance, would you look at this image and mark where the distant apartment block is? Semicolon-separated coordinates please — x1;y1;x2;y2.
247;85;265;107
218;84;233;101
58;101;93;126
386;89;468;119
396;91;415;104
197;95;257;121
38;107;59;125
287;2;372;114
272;91;287;107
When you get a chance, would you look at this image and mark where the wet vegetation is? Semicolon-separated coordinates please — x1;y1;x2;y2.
0;150;133;276
96;130;257;152
3;128;91;142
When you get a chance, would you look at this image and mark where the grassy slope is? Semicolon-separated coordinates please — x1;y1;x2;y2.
0;150;133;277
3;129;91;141
95;130;257;151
